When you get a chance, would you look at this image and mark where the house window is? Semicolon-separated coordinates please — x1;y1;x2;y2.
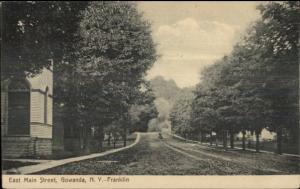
7;79;30;135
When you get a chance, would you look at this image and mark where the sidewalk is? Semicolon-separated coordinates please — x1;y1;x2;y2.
2;159;52;163
170;133;300;158
2;132;141;175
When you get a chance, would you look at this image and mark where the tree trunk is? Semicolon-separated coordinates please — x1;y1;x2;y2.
215;132;218;146
255;130;260;152
123;135;127;147
242;129;246;151
277;127;283;155
199;132;203;143
113;138;117;149
83;125;91;154
201;132;205;143
123;127;127;147
223;130;227;150
210;131;213;146
298;23;300;155
107;134;111;146
230;129;234;149
99;139;103;152
99;127;105;152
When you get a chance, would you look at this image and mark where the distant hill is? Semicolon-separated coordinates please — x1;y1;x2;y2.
149;76;195;105
148;76;195;132
149;76;180;105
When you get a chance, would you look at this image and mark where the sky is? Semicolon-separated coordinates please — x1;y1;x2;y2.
137;2;262;88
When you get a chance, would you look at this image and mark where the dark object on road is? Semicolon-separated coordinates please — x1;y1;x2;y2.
158;132;163;139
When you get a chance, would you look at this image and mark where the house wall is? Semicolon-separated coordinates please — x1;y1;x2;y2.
29;67;53;140
31;123;52;138
29;66;53;126
2;136;33;158
30;92;43;123
2;136;52;158
2;66;54;158
28;67;53;96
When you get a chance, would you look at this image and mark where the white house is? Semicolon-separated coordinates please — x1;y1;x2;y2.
1;65;53;158
236;128;276;141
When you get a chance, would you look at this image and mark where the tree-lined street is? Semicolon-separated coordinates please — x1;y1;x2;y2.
38;132;299;175
2;1;299;177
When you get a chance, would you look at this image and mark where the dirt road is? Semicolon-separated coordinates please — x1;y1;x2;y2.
38;132;299;175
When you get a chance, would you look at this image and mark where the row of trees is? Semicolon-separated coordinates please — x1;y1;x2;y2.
170;1;299;154
2;2;158;153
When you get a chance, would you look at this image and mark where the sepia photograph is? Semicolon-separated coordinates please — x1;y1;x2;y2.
1;1;300;188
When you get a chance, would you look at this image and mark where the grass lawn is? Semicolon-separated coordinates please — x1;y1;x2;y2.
2;133;138;170
52;133;137;159
102;133;137;151
2;161;39;170
234;140;298;154
174;134;298;155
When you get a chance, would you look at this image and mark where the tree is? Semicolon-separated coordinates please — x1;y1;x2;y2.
228;1;299;154
130;104;158;132
256;1;299;154
192;51;271;152
170;90;194;139
192;85;217;145
190;1;299;154
192;59;238;149
1;1;88;79
104;121;123;149
56;1;157;151
129;82;158;132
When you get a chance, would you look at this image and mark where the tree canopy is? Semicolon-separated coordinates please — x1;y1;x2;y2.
169;1;299;154
1;1;88;78
54;1;158;152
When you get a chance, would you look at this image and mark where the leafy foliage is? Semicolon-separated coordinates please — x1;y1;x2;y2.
53;2;158;152
170;90;194;138
169;1;299;153
2;1;88;78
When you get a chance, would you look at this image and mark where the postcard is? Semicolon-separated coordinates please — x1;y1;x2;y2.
1;1;299;188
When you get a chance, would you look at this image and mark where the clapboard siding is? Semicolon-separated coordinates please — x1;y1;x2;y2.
30;92;43;123
28;67;53;96
29;67;53;126
31;123;52;138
